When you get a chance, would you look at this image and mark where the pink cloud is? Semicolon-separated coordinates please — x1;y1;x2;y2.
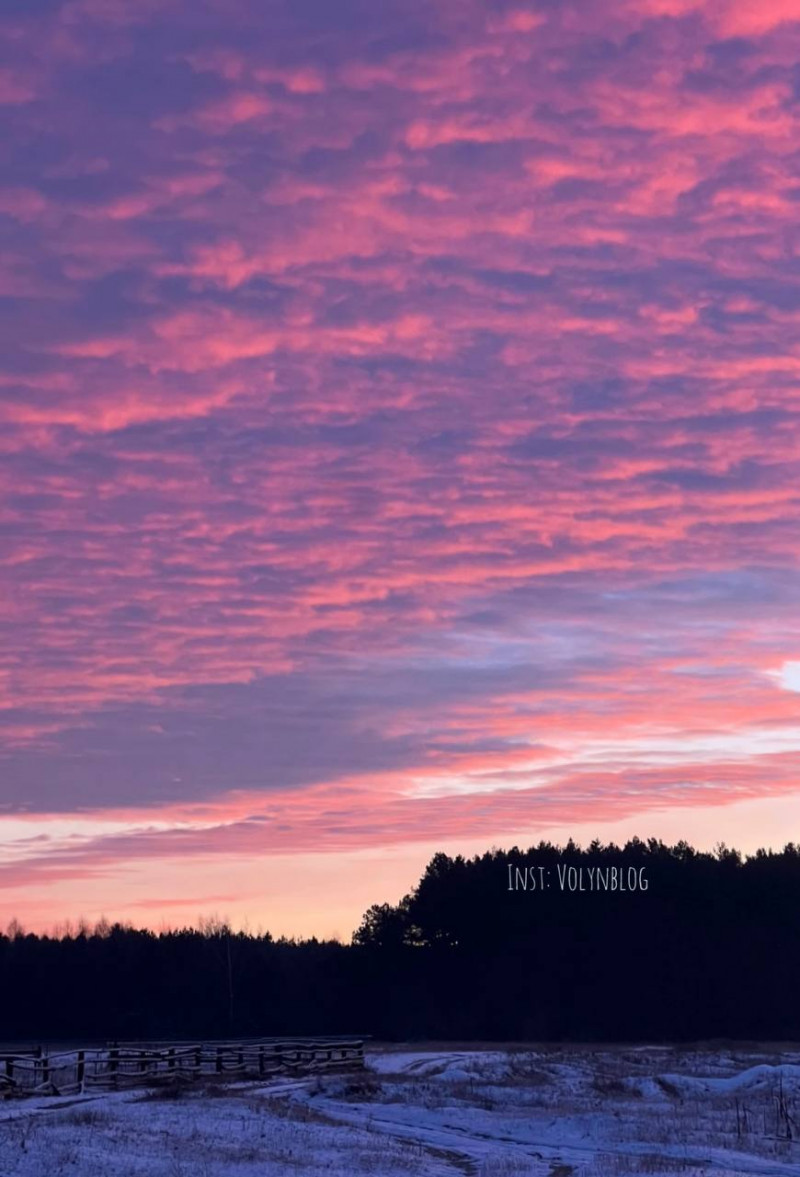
0;67;38;104
3;0;800;931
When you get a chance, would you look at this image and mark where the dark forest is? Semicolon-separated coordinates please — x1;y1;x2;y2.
3;839;799;1044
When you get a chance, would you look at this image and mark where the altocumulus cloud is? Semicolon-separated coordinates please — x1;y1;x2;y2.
2;0;800;906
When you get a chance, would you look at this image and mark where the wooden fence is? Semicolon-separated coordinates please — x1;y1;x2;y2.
0;1037;365;1099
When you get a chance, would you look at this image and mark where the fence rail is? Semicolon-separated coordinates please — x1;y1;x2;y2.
0;1037;365;1098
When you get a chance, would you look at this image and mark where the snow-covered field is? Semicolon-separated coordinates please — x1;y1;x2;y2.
1;1045;799;1176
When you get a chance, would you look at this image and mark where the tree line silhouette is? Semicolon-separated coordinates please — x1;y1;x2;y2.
2;839;799;1043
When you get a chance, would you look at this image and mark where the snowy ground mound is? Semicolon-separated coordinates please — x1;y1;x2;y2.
656;1063;800;1098
370;1049;514;1081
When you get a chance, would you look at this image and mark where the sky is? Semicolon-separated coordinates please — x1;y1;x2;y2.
3;0;800;938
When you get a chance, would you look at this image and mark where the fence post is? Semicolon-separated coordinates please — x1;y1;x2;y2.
77;1051;85;1092
109;1046;119;1090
